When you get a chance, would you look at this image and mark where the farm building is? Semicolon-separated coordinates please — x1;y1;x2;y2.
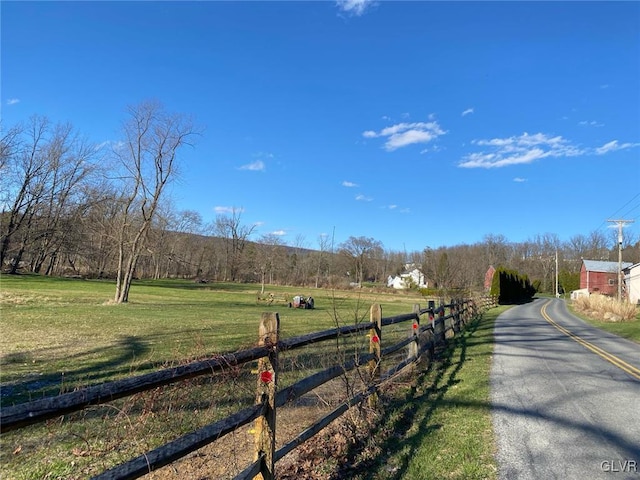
623;263;640;304
387;265;427;289
580;259;633;297
484;266;496;291
570;288;590;300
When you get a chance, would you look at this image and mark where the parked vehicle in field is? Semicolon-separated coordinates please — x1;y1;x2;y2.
289;295;315;309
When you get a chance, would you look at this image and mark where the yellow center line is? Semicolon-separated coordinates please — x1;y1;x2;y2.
541;300;640;381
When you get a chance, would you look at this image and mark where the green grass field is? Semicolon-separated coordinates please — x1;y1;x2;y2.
1;274;435;479
1;274;423;405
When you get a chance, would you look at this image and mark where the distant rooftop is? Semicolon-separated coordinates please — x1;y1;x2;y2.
582;259;633;273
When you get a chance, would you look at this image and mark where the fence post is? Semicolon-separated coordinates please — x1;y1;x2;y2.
408;304;420;361
434;301;446;358
254;312;279;480
460;298;469;327
426;300;436;360
451;298;460;334
368;303;382;408
463;299;470;325
428;300;435;327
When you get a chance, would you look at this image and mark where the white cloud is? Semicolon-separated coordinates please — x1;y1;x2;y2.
214;206;243;214
336;0;375;16
420;144;443;155
355;194;373;201
595;140;639;155
386;129;437;150
6;98;20;105
459;132;586;169
513;177;527;183
579;120;604;127
382;204;410;213
239;160;265;171
460;149;547;169
271;230;287;236
461;108;474;117
95;141;111;151
363;121;446;151
95;140;125;152
342;181;358;187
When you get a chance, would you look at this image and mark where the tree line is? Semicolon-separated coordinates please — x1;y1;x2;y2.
2;101;639;302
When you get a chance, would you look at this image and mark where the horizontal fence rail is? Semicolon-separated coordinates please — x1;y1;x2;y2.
0;345;270;432
1;295;496;479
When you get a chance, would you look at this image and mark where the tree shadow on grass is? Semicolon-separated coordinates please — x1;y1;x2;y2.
1;335;151;406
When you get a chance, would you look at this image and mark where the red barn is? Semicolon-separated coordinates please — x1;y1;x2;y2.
484;265;496;291
580;260;632;296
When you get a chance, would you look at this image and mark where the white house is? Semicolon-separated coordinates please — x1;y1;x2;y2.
387;265;427;289
623;263;640;304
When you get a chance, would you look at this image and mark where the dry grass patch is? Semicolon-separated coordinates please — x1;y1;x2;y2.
0;291;59;305
573;293;638;322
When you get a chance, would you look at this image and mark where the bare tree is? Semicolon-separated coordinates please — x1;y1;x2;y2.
78;184;123;277
288;234;310;285
112;100;196;303
482;233;512;268
215;208;256;281
422;247;459;291
252;233;285;293
30;123;97;274
564;230;612;268
0;122;21;181
587;230;612;260
338;236;383;287
312;233;332;288
528;233;560;293
0;116;97;273
146;207;204;279
1;117;47;270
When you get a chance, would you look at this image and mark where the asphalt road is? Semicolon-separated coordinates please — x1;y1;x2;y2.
491;298;640;479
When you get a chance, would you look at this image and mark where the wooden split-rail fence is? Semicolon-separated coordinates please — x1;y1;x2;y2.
0;296;496;479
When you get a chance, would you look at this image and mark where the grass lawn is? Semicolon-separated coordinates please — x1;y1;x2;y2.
1;274;424;405
1;274;514;480
1;273;436;479
339;305;508;480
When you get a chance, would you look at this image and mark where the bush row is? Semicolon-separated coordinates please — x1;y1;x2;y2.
490;267;536;304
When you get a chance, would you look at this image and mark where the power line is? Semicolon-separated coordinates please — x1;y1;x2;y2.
611;192;640;217
595;192;640;233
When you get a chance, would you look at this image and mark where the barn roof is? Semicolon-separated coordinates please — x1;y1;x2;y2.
582;259;633;273
623;262;640;272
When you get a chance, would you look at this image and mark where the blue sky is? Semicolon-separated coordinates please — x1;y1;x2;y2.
2;1;639;253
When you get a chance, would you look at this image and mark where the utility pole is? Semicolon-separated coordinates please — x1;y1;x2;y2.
607;219;634;301
555;249;559;298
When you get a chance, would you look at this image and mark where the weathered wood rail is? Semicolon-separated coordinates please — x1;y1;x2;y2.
0;295;496;479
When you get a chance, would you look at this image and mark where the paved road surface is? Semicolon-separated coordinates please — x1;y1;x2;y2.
491;298;640;479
